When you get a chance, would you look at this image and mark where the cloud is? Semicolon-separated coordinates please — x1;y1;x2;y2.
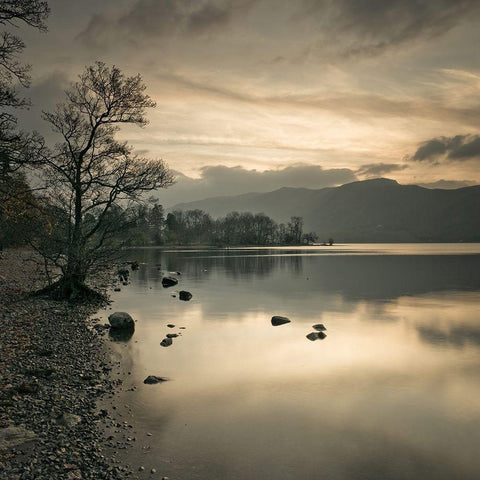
412;134;480;162
16;71;70;138
152;164;357;206
417;179;475;189
78;0;255;47
301;0;480;58
356;163;407;178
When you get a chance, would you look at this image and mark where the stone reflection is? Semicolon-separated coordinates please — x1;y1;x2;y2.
108;327;135;343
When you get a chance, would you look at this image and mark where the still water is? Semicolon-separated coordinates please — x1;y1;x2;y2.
102;244;480;480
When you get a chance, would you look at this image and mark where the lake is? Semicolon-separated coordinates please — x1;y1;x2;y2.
101;244;480;480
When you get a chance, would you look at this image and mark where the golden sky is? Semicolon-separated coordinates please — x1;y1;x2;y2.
18;0;480;203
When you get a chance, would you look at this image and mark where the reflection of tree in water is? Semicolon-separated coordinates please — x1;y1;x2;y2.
127;249;304;282
125;249;480;301
417;326;480;349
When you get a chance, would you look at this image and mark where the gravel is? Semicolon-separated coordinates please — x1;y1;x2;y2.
0;249;141;479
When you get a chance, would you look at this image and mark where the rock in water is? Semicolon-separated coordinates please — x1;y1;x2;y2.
108;312;135;329
306;331;327;341
160;337;173;347
143;376;168;384
162;276;178;288
0;426;38;451
312;324;326;331
271;316;291;326
179;291;192;301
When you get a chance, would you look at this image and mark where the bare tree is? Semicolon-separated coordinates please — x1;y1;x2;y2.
0;0;49;170
0;1;49;249
35;62;173;300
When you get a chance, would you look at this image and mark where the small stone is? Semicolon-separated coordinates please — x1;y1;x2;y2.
271;316;291;326
143;376;168;384
306;331;327;341
162;276;178;288
139;466;145;471
179;290;192;301
160;338;173;347
151;468;157;474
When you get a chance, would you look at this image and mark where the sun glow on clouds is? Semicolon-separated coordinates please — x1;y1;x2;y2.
19;0;480;189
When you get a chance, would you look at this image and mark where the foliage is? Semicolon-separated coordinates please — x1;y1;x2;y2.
119;203;318;247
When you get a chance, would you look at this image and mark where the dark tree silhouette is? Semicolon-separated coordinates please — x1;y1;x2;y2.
0;0;49;248
35;62;173;300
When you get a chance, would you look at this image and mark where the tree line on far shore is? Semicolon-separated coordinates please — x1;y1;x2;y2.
120;203;319;246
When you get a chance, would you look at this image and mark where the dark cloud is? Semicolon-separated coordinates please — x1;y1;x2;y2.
412;134;480;162
412;139;448;161
356;163;407;178
16;71;70;139
301;0;480;58
152;164;357;206
78;0;255;47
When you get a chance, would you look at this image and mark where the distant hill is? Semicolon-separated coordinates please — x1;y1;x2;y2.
171;178;480;242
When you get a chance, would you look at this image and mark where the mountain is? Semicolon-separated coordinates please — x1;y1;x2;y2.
171;178;480;242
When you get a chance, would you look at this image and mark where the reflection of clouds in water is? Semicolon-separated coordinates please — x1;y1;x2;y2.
124;249;480;324
418;326;480;349
109;248;480;480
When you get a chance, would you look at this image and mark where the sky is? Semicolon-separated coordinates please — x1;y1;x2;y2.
15;0;480;205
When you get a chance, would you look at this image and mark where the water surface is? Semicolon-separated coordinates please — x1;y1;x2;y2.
102;244;480;480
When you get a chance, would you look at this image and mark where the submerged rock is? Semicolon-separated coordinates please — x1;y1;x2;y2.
130;260;140;271
108;312;134;329
160;337;173;347
179;290;192;301
117;268;130;282
143;375;168;384
271;316;291;326
312;324;326;331
306;331;327;341
162;276;178;288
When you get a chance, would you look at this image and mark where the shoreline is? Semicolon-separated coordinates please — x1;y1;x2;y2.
0;249;141;479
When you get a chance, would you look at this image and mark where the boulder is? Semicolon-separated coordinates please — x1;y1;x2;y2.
160;337;173;347
312;324;326;331
162;276;178;288
108;312;135;329
167;324;175;328
179;290;192;301
57;413;82;428
0;426;38;451
306;331;327;341
143;375;168;384
166;333;179;338
271;316;291;326
130;261;140;271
